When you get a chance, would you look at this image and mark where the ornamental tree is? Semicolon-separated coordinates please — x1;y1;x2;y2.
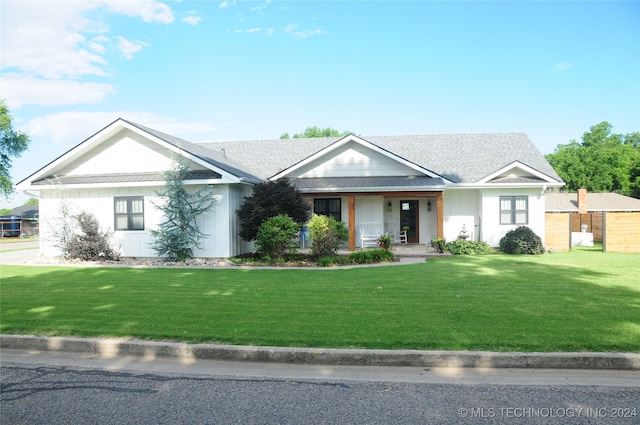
150;163;216;261
237;178;310;242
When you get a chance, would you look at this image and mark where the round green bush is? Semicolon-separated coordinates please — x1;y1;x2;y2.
498;226;545;255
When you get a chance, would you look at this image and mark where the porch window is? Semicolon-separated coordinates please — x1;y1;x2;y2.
114;196;144;230
500;196;528;225
314;198;341;221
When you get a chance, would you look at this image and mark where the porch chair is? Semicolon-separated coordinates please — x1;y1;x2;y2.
398;230;408;244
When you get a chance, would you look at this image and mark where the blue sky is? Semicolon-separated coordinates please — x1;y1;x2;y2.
2;0;639;208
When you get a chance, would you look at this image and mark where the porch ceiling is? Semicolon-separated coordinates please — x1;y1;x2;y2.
289;176;446;192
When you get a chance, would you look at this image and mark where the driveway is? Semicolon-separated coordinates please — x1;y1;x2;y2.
0;240;40;265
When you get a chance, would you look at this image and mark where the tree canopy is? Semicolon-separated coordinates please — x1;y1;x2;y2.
1;100;30;198
280;126;352;139
545;122;640;198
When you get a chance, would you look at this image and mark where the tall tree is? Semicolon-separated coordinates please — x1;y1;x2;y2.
545;122;640;197
0;100;30;198
150;163;216;261
280;126;352;139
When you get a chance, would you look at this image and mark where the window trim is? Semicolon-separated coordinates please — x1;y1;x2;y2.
499;196;528;225
114;196;145;231
313;198;342;222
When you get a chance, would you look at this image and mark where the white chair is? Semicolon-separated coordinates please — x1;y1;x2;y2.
398;230;408;244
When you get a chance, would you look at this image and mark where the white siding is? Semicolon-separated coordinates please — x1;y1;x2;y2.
293;142;417;178
355;195;384;247
37;183;249;259
479;188;545;246
443;189;480;242
59;129;206;176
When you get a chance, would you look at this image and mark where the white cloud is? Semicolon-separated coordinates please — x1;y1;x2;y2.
0;0;176;106
1;1;108;79
2;74;115;110
552;62;574;72
294;29;325;39
247;28;262;33
23;112;218;147
117;36;149;60
283;23;298;34
219;1;236;8
183;15;202;26
283;23;325;39
104;0;175;24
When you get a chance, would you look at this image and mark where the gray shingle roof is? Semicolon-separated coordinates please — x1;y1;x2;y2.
32;171;221;185
125;120;262;182
289;176;446;191
200;133;562;183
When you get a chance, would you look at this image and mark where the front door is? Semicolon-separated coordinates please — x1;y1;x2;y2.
400;200;419;243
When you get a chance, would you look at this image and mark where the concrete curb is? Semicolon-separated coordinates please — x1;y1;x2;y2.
2;335;639;370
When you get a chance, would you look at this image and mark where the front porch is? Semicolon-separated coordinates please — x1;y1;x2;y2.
331;191;444;251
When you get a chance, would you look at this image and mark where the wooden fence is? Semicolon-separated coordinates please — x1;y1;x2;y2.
545;211;640;253
604;212;640;253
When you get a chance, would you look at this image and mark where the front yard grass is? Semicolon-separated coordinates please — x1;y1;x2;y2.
1;250;638;353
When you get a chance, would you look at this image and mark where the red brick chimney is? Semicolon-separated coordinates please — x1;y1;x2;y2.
577;188;587;214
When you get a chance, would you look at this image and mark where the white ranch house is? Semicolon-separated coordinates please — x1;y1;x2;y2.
17;119;564;258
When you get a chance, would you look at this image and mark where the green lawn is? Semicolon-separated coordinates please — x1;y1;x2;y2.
1;251;639;352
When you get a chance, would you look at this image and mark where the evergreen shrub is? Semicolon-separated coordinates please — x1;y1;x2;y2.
498;226;545;255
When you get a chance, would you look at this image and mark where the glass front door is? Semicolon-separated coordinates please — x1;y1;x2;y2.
400;200;419;243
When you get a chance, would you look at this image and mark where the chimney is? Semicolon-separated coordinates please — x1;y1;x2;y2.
577;188;587;214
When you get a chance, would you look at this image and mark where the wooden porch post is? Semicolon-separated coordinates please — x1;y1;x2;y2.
348;194;356;251
436;192;444;239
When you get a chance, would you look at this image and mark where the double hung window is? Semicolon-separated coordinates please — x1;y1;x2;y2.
500;196;528;225
114;196;144;230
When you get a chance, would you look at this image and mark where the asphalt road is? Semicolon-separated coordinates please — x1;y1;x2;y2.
2;351;638;425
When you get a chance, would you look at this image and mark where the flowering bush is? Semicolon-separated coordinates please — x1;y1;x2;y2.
377;234;392;250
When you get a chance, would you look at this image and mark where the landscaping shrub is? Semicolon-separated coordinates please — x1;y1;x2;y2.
445;239;494;255
498;226;545;255
347;248;396;265
254;214;300;260
307;214;349;258
237;179;310;242
66;211;119;261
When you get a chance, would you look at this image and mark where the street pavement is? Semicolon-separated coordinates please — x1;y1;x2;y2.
2;350;639;425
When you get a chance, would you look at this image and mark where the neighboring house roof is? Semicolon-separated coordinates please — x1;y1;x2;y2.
6;205;39;219
546;192;640;212
201;133;562;184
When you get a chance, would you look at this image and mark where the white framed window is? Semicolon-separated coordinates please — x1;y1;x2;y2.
500;196;528;225
114;196;144;230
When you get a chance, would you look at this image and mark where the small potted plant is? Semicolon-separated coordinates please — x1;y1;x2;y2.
377;234;392;250
431;237;446;253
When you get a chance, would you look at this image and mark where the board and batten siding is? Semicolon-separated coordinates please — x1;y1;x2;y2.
37;183;246;259
479;188;545;247
443;189;480;242
294;141;417;178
